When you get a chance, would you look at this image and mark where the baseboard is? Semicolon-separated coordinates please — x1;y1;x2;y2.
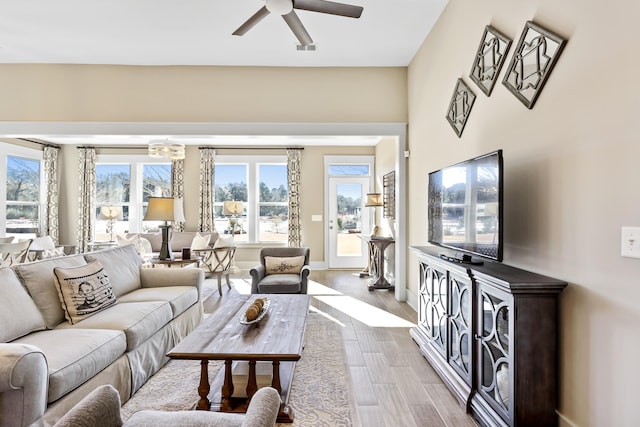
405;287;418;312
557;411;579;427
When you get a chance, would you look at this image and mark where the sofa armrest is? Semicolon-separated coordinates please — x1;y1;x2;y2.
139;268;204;298
249;265;266;293
0;343;48;427
299;265;311;294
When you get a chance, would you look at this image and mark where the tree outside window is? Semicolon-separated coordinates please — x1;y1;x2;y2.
6;156;41;239
95;164;130;241
214;164;248;242
141;164;171;232
258;164;288;242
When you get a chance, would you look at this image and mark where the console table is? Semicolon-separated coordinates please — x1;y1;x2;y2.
367;237;394;291
410;246;567;427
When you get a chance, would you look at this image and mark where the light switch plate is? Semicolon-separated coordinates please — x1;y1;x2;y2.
312;215;323;222
621;227;640;259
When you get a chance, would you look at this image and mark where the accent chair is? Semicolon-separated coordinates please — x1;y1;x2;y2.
250;247;310;294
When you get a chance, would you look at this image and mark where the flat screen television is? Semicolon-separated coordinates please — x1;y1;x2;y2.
428;150;503;263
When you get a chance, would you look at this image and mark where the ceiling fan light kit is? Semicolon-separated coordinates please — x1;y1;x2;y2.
233;0;363;46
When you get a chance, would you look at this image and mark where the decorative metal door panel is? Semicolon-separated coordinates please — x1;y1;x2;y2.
477;284;512;423
418;262;447;357
448;270;472;384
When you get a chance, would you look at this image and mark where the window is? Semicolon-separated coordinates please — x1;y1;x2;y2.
5;155;43;239
95;156;171;240
215;156;288;243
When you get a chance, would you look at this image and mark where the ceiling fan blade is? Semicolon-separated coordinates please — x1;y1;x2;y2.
293;0;363;18
232;6;270;36
282;11;313;46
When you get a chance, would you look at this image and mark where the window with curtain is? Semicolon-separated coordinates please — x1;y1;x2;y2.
5;155;43;239
95;156;171;240
215;156;288;243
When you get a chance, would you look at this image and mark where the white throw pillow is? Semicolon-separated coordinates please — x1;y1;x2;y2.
213;234;234;248
117;234;152;256
190;232;211;251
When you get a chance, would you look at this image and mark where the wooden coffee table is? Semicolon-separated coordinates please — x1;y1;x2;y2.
168;293;310;423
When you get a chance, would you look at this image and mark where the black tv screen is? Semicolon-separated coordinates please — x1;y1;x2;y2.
428;150;503;262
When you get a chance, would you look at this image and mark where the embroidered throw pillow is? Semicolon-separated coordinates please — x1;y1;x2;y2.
264;256;305;275
54;260;117;324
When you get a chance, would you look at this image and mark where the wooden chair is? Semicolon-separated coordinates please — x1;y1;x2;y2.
0;240;32;267
192;246;237;296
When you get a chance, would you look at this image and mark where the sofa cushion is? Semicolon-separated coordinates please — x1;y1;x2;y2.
256;274;302;293
13;328;126;403
13;255;88;328
117;286;198;318
84;245;142;297
264;256;305;275
0;268;46;342
137;232;163;252
55;301;173;351
54;260;118;324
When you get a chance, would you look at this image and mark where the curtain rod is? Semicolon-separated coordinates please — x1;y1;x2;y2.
18;138;60;149
201;146;304;150
77;146;148;150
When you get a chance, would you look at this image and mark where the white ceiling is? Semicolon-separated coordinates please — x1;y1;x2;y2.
1;0;447;67
1;0;447;146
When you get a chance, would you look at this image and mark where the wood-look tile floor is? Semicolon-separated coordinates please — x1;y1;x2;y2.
203;269;478;427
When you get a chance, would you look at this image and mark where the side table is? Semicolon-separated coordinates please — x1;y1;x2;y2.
367;238;395;291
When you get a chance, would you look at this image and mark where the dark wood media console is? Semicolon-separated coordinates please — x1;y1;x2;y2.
410;246;567;427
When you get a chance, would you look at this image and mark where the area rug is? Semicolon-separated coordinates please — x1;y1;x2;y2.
121;312;353;426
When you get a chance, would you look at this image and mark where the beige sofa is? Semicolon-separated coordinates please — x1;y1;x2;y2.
0;245;204;427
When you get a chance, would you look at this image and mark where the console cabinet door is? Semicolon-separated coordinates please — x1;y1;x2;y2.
477;282;513;425
418;261;447;357
448;270;473;384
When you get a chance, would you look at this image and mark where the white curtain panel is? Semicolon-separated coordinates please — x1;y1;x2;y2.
287;148;302;247
171;158;185;232
77;147;96;252
43;146;60;244
198;148;216;232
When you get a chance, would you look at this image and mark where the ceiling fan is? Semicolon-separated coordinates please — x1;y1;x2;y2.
233;0;364;46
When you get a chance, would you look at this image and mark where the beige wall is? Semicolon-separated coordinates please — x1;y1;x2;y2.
374;137;398;238
0;65;406;123
407;0;640;425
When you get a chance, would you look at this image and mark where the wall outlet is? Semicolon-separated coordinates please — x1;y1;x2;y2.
621;227;640;259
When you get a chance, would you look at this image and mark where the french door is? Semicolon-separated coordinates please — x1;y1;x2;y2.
328;176;371;269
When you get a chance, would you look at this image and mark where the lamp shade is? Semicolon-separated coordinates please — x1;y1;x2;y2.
223;200;244;216
99;206;122;220
144;197;185;222
364;193;383;207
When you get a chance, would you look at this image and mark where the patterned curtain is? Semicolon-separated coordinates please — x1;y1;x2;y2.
171;159;185;232
43;146;60;243
287;148;302;247
77;147;96;252
198;148;216;232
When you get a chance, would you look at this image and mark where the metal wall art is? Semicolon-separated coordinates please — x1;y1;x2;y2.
502;21;567;109
470;25;512;96
446;78;476;137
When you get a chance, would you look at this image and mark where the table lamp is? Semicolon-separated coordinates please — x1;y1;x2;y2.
223;200;244;236
364;193;384;237
99;206;122;242
144;197;185;260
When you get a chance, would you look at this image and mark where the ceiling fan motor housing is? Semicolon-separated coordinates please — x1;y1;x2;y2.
265;0;293;15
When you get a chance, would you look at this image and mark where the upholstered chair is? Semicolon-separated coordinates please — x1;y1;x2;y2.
52;384;281;427
250;247;310;294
